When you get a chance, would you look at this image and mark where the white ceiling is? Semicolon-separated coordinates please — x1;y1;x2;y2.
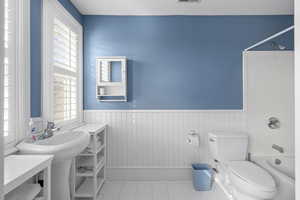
70;0;294;15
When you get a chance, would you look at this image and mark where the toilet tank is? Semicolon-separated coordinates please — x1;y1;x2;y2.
208;131;248;162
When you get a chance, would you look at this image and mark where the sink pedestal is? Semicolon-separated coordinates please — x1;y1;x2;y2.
52;159;72;200
16;131;90;200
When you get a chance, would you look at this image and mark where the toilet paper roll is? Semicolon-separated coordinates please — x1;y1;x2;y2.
187;134;200;147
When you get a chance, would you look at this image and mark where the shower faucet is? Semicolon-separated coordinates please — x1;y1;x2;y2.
268;117;280;129
272;144;284;153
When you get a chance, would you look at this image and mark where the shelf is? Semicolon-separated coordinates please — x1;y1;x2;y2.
79;145;105;156
96;57;127;102
76;159;105;177
74;124;106;136
74;176;105;198
75;178;93;198
4;155;53;197
98;99;127;102
98;94;125;96
72;124;106;200
77;156;104;168
97;82;123;87
76;171;93;177
97;96;127;102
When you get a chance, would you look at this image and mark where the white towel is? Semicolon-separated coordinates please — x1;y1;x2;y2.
5;183;41;200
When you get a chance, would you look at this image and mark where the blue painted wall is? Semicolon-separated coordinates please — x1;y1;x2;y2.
83;15;294;110
30;0;82;117
56;0;83;24
30;0;42;117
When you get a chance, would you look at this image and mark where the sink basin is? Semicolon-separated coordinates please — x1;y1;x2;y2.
17;130;90;200
17;131;90;161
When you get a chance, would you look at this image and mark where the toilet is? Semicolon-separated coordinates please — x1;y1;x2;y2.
208;132;277;200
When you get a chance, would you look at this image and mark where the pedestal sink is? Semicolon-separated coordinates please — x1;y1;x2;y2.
17;130;90;200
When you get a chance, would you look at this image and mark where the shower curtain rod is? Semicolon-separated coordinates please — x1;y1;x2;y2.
244;25;294;52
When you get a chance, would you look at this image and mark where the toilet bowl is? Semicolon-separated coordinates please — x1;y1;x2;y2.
208;131;277;200
228;161;277;200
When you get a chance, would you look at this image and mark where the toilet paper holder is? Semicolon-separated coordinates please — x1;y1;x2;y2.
188;130;199;137
187;130;200;144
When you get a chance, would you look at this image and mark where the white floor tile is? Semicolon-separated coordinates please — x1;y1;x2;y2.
153;183;169;200
99;181;228;200
120;182;137;200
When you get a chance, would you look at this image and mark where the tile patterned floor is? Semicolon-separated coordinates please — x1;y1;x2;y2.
98;181;228;200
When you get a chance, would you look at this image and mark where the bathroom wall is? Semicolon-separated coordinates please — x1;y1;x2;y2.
30;13;293;115
28;8;294;178
30;0;82;117
85;110;247;179
245;51;294;156
85;111;246;168
83;16;294;179
83;15;293;110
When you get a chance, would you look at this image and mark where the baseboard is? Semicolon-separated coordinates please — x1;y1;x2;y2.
106;168;192;181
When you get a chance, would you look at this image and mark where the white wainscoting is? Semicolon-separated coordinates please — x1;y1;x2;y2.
84;110;246;171
245;51;294;156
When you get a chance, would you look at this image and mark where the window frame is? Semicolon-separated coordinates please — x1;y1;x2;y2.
3;0;30;151
42;0;83;129
1;0;5;196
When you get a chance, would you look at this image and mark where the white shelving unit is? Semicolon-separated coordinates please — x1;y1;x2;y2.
96;56;127;102
72;124;107;200
4;155;53;200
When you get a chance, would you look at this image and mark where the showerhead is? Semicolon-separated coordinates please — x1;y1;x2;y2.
270;41;286;50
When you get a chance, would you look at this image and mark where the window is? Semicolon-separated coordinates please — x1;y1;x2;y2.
3;0;16;144
53;18;79;122
43;0;83;127
3;0;30;147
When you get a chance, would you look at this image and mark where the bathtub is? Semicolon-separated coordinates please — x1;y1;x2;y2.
253;156;295;200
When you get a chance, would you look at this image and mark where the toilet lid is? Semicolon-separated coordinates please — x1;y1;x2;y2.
229;161;276;192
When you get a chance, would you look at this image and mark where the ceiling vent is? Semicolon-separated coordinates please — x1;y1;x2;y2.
178;0;200;2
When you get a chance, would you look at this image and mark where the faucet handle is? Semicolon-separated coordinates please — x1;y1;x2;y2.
47;121;56;129
268;117;280;129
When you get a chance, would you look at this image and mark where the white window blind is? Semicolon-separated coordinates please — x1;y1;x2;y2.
3;0;16;144
53;18;79;123
43;0;82;127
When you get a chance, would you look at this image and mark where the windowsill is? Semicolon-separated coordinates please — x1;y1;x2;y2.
4;146;19;156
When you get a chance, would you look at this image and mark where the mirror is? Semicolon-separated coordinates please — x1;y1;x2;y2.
99;60;122;83
96;57;127;101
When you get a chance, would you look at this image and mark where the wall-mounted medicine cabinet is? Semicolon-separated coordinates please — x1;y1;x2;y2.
96;56;127;101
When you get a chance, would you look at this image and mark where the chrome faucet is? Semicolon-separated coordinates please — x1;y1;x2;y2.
39;121;60;139
272;144;284;153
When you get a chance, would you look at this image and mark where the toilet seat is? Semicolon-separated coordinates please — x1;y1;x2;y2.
229;161;276;192
228;161;277;200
